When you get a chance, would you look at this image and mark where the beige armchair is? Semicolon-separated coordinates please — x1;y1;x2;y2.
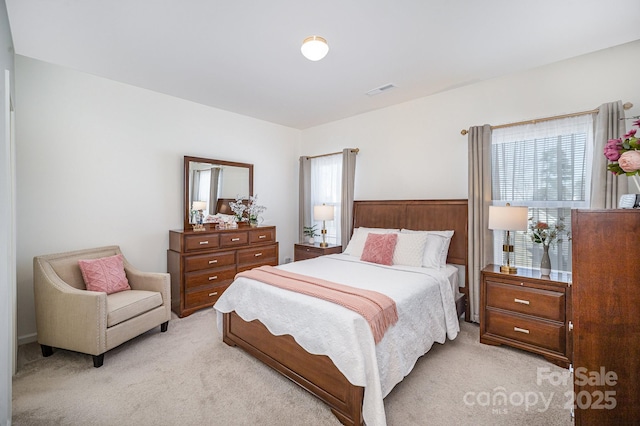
33;245;171;367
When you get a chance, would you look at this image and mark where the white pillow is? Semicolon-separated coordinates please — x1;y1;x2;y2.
392;232;428;267
343;227;400;258
401;229;454;268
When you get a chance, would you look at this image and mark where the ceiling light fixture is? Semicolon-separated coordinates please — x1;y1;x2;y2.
301;36;329;61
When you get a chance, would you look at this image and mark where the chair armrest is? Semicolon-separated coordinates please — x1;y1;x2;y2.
33;257;108;355
124;263;172;320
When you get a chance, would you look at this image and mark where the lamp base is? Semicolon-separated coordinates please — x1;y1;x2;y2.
319;242;328;247
500;264;518;274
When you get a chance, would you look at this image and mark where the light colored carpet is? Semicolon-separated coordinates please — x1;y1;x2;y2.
12;309;573;425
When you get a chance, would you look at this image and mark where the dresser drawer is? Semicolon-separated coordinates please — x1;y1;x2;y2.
249;228;274;244
185;282;230;308
486;280;564;322
485;309;566;354
184;251;236;272
184;234;220;252
185;265;236;289
237;245;278;270
220;232;249;247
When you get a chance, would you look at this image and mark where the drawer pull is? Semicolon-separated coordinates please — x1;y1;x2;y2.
514;298;530;305
254;253;263;257
208;276;218;281
231;238;240;242
258;235;266;239
199;241;209;245
514;326;530;334
208;292;218;297
208;259;218;264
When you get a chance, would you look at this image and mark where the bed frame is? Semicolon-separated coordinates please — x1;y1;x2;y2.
222;199;469;425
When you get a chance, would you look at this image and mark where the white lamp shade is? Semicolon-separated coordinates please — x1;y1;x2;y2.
301;36;329;61
314;204;334;221
192;201;207;211
488;205;528;231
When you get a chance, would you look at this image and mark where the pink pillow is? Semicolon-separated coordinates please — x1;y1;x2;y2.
78;254;131;294
360;233;398;266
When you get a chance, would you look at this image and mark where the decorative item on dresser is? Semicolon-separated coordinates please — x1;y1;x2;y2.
571;209;640;424
294;242;342;261
480;264;571;368
168;226;279;318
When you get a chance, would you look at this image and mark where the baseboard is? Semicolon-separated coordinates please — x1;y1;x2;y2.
18;332;37;346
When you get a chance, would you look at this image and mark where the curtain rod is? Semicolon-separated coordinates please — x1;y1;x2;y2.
460;102;634;135
303;148;360;160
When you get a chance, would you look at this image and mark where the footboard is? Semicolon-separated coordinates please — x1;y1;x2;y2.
222;311;364;426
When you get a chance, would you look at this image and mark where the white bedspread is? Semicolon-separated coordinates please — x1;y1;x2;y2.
214;254;460;426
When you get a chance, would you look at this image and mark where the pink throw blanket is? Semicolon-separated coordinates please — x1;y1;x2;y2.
235;265;398;344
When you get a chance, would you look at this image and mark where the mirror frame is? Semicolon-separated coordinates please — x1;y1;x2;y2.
183;155;254;230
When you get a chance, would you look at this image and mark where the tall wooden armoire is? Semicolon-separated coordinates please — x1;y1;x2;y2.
571;209;640;424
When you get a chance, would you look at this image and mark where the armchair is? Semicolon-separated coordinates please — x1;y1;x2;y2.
33;245;171;367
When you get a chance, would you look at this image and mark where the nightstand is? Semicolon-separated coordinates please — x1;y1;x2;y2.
480;264;572;368
294;243;342;261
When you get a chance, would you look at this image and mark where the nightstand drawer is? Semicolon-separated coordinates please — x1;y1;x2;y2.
294;244;342;261
486;280;565;322
485;310;566;354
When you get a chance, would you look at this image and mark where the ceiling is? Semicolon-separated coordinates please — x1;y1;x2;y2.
6;1;640;129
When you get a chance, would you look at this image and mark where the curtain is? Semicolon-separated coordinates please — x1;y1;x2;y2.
299;156;312;243
341;148;357;246
310;154;341;245
209;168;221;215
190;170;200;209
468;125;493;323
591;101;628;208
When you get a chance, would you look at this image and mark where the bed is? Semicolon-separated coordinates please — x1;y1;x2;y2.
214;199;469;425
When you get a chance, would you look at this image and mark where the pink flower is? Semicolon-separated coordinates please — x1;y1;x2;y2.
604;138;623;161
618;150;640;173
624;128;637;139
633;119;640;127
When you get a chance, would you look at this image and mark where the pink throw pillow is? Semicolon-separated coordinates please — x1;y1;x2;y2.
360;233;398;266
78;254;131;294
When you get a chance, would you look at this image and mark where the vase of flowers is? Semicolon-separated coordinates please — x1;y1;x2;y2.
604;119;640;175
229;196;247;223
247;195;266;227
529;217;567;275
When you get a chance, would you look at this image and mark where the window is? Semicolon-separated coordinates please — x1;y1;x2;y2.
310;153;342;245
491;115;594;272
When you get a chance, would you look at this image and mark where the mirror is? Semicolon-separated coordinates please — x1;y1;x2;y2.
184;156;254;229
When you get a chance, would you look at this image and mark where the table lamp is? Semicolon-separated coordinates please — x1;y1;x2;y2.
313;204;334;247
488;203;528;274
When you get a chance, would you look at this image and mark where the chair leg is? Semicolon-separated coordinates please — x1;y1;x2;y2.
40;345;53;358
161;321;169;332
93;354;104;368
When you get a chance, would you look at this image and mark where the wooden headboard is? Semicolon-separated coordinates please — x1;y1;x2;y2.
352;199;468;266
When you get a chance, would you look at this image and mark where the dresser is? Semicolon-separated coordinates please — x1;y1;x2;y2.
294;243;342;261
168;225;278;317
480;264;571;368
571;209;639;424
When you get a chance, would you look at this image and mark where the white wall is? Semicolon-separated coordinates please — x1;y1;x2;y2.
15;56;300;342
301;40;640;201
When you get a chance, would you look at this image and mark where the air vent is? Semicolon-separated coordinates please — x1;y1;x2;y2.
366;83;396;96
